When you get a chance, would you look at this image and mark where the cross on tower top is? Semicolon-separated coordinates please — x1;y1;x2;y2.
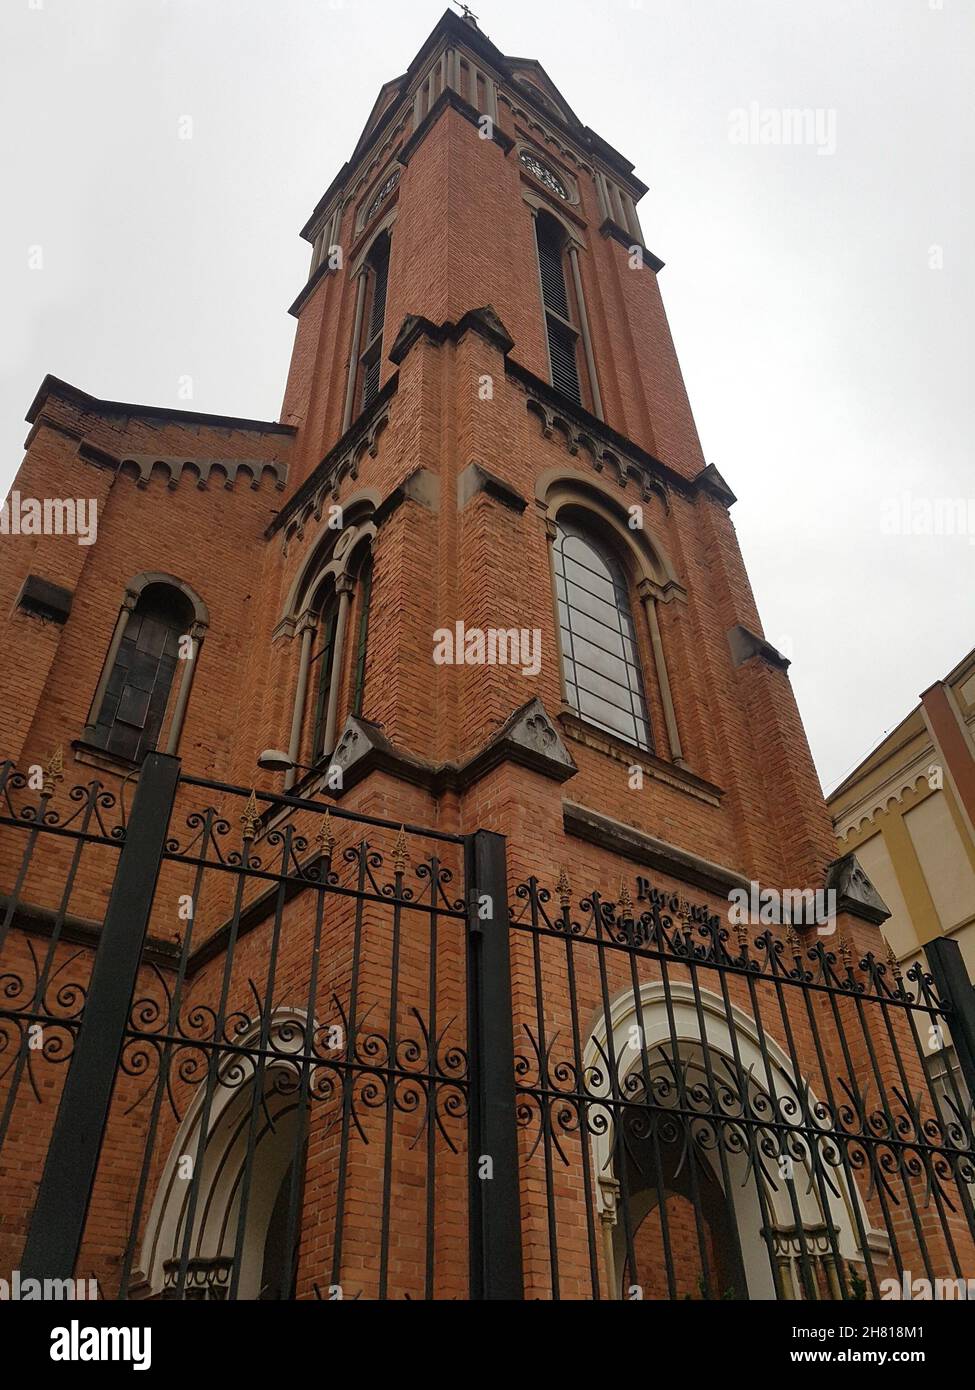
450;2;479;28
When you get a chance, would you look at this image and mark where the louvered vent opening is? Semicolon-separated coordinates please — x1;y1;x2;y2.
368;240;390;343
361;357;381;410
360;235;390;412
547;318;581;404
536;225;570;320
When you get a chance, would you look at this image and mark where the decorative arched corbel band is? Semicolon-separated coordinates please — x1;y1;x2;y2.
281;520;377;790
119;456;287;493
527;402;667;506
280;410;391;553
537;472;687;767
82;572;210;757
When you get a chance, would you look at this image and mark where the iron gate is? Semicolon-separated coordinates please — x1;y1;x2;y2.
1;750;974;1300
506;874;975;1300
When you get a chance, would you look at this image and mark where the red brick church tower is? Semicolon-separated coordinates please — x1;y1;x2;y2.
2;10;972;1304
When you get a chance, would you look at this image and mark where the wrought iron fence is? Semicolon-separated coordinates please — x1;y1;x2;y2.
0;754;128;1281
2;755;478;1301
508;875;975;1300
2;750;975;1301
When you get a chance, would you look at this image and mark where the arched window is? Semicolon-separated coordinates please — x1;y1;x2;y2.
535;212;584;406
307;587;340;766
281;524;376;789
554;518;653;752
349;551;373;718
86;580;204;762
305;549;373;764
359;232;391;412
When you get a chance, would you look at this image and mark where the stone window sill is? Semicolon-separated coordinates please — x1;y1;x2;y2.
557;709;723;807
72;739;140;778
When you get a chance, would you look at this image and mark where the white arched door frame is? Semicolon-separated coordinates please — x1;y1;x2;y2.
585;981;883;1299
138;1009;312;1300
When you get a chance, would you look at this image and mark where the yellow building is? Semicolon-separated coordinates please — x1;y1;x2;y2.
829;648;975;1103
829;647;975;980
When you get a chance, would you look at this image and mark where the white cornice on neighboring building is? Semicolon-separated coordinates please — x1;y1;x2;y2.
832;744;937;841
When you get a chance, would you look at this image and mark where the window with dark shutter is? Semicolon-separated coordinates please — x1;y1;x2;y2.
368;244;389;342
361;358;382;411
360;233;391;412
536;223;570;321
548;320;582;404
309;600;339;763
535;213;583;407
92;584;193;763
351;555;373;717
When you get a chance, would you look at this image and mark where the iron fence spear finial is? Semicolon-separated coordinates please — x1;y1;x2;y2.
241;790;261;842
885;940;903;981
43;745;64;798
317;809;336;860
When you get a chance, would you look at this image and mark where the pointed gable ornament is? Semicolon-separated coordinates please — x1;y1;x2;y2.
826;853;891;927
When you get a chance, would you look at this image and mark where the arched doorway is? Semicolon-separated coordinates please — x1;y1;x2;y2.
137;1014;310;1301
587;983;880;1300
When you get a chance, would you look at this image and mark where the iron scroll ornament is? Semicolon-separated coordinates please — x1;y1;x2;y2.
367;169;401;222
518;150;569;201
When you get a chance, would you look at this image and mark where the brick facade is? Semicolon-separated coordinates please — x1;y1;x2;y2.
1;11;968;1302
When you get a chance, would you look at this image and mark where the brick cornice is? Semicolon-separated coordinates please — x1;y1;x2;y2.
288;258;336;319
695;463;738;509
26;374;296;436
23;412;83;452
398;86;515;168
600;219;665;274
388;306;516;365
727;625;791;674
562;802;750;899
267;377;398;539
506;358;695;502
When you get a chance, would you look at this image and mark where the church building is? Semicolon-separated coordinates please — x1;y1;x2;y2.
1;10;973;1302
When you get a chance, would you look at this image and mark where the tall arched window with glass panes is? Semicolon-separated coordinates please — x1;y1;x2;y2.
554;518;654;752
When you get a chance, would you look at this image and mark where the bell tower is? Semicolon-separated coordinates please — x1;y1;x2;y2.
0;8;858;931
264;6;841;917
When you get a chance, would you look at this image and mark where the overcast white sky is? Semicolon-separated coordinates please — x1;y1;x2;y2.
0;0;971;794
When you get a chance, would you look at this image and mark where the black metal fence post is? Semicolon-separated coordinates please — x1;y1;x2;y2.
926;936;975;1104
21;752;181;1283
467;829;524;1300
